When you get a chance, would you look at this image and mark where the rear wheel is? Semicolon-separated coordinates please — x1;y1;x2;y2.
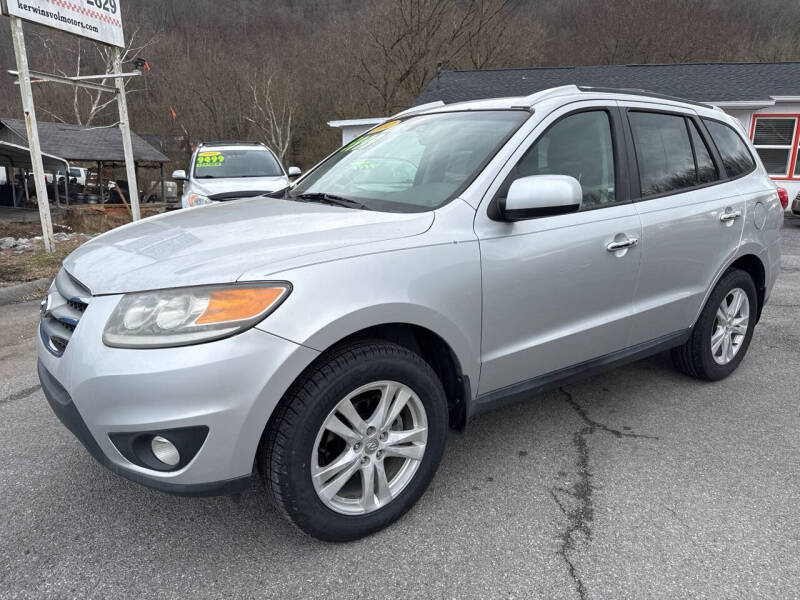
671;268;757;380
261;340;448;541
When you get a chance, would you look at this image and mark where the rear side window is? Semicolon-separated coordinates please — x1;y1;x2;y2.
629;112;696;196
508;110;617;209
703;119;756;178
688;121;718;184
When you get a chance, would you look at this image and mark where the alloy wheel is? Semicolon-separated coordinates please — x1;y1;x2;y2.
311;381;428;515
711;287;749;365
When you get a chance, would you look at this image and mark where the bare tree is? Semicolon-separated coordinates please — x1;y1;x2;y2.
461;0;547;69
343;0;539;115
3;0;800;170
347;0;471;114
27;25;158;126
244;70;295;160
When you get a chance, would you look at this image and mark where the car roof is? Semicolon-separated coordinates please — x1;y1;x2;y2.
196;143;276;154
393;85;731;123
199;140;264;147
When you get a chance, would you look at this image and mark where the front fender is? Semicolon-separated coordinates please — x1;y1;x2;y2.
255;242;483;393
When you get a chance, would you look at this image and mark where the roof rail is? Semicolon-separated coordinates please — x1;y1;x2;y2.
576;86;715;109
512;85;582;109
199;140;264;147
390;100;446;120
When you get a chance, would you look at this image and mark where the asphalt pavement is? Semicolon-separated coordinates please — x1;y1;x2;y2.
1;219;799;599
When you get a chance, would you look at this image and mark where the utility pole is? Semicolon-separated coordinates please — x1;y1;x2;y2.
112;47;140;221
9;16;55;252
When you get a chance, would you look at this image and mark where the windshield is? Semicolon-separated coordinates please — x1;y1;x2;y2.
69;168;82;177
193;148;283;179
290;110;528;212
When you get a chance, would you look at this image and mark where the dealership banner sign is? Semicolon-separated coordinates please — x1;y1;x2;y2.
3;0;124;47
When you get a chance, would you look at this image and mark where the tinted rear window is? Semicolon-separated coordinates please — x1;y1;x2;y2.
688;120;718;184
702;119;756;179
629;112;696;196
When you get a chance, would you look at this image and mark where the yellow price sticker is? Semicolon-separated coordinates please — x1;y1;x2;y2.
369;120;400;134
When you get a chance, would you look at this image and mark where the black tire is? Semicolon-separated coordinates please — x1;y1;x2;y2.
261;340;448;542
671;268;758;381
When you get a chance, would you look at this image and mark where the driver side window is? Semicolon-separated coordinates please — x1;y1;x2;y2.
502;110;618;210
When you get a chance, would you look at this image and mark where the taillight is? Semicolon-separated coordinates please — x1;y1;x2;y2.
777;187;789;209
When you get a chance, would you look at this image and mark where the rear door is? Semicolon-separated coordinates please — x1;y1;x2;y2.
475;102;642;396
622;103;753;345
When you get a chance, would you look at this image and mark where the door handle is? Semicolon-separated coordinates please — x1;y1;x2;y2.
719;210;742;222
607;237;638;252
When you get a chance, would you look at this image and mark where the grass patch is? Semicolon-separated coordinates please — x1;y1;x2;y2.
0;237;86;286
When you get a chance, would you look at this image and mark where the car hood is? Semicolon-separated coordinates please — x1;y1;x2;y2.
64;198;434;295
190;176;288;196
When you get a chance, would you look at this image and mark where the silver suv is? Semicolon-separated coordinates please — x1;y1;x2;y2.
172;141;301;208
38;86;782;541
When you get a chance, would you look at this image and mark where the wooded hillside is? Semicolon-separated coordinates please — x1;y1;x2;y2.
2;0;799;166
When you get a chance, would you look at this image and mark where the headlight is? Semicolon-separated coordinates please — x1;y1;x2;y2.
188;193;214;206
103;283;291;348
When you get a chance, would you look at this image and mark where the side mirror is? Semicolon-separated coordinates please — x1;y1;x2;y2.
499;174;582;221
172;169;187;181
288;166;302;177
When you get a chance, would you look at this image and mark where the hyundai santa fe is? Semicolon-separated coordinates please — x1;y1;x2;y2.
172;141;301;208
38;86;783;541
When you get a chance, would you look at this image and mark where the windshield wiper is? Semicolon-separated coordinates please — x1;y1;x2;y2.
295;192;368;210
265;186;290;198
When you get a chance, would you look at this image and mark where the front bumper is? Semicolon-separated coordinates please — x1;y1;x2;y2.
37;294;319;495
38;360;249;496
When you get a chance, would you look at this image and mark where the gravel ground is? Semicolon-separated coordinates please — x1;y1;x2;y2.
1;218;798;599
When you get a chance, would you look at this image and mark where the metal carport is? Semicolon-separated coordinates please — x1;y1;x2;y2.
0;140;71;206
0;117;169;207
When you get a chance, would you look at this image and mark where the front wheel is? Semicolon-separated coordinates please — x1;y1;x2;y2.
261;340;448;541
671;268;757;381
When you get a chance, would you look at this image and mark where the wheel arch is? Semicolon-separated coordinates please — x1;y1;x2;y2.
259;298;480;397
336;323;472;431
292;320;472;430
694;249;768;327
255;319;475;475
728;254;766;322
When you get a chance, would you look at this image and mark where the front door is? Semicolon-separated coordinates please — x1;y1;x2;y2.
475;103;642;396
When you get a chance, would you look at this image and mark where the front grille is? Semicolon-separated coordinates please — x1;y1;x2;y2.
40;269;91;356
67;299;87;313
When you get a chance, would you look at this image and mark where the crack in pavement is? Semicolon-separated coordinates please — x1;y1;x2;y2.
551;428;592;600
1;384;42;405
551;386;658;600
562;389;659;441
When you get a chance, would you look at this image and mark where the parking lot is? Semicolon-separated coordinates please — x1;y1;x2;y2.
1;218;798;599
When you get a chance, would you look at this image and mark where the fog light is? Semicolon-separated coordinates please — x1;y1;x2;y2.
151;436;180;466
